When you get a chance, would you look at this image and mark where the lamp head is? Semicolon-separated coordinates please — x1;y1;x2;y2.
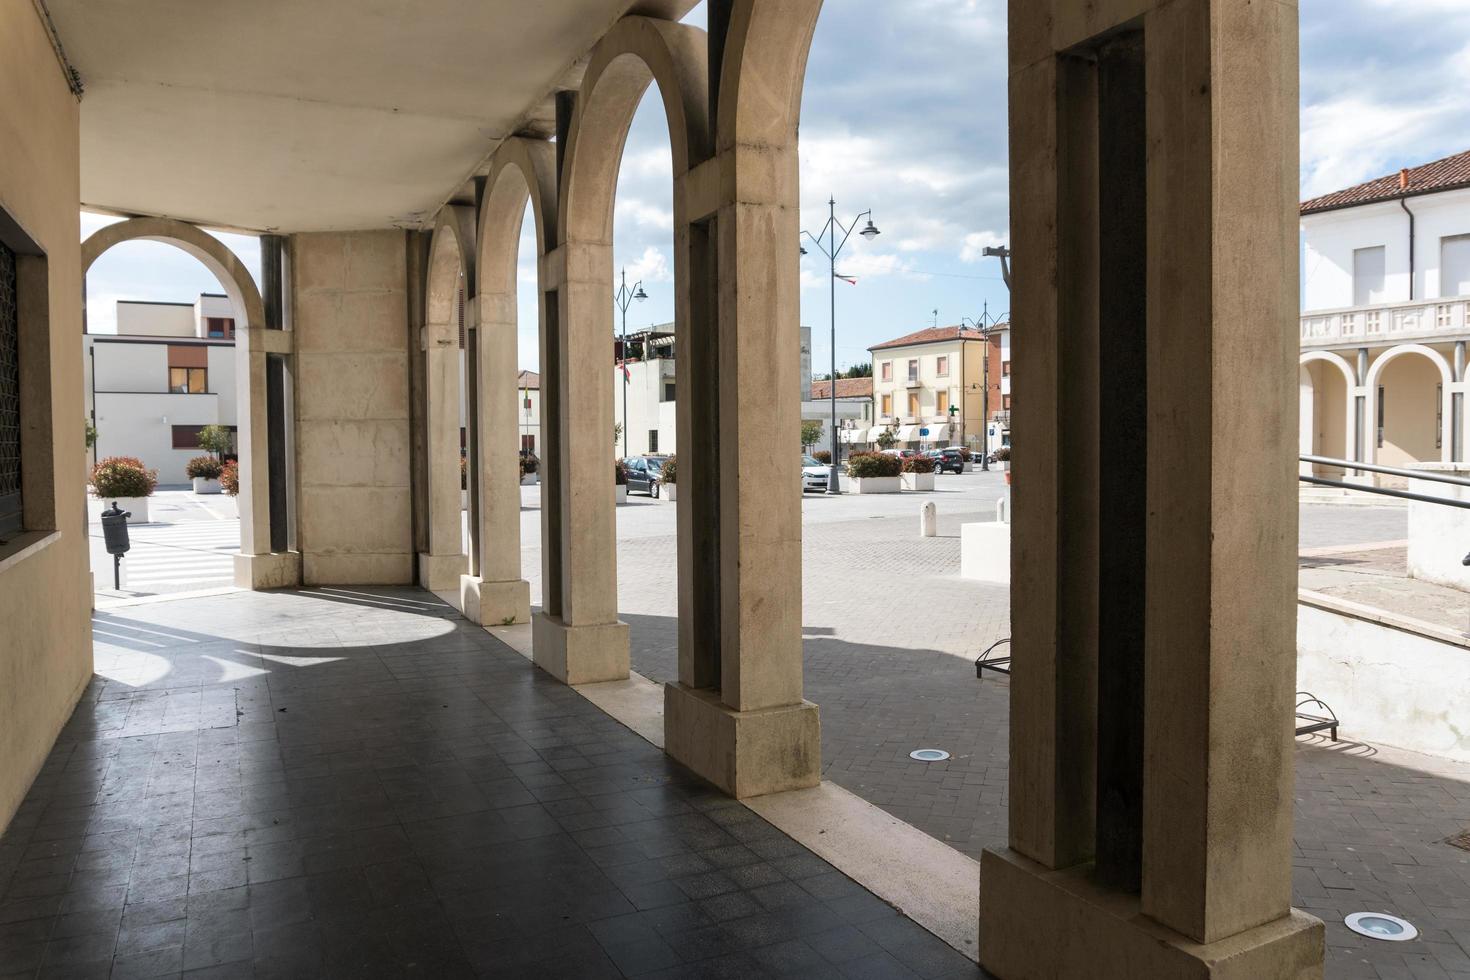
633;285;648;303
860;218;880;240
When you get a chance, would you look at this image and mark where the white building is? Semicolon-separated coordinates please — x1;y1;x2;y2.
1299;149;1470;479
84;294;238;484
516;369;542;455
806;377;872;457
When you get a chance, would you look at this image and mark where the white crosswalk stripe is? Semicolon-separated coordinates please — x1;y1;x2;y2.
92;520;240;592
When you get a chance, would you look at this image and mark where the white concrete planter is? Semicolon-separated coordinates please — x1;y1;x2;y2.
192;477;222;495
901;472;935;491
520;472;539;486
461;489;468;510
961;521;1011;583
663;484;677;502
105;496;151;523
848;476;900;494
615;485;628;503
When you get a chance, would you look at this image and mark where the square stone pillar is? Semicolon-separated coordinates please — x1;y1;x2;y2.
532;239;629;685
980;1;1323;976
662;132;818;799
417;329;467;591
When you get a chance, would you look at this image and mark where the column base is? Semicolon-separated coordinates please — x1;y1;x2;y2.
417;552;467;591
663;683;820;799
531;612;629;685
461;575;530;626
978;847;1324;980
233;551;302;590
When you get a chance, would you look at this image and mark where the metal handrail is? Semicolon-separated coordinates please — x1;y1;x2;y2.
1300;455;1470;488
1299;475;1470;510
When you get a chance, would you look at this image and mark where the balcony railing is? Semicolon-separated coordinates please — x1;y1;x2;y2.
1300;297;1469;346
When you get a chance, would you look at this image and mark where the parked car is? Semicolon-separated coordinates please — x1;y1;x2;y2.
623;455;668;497
923;448;965;474
880;448;918;459
802;455;830;492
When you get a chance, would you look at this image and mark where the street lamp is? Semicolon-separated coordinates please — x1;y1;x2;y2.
614;268;648;459
800;198;880;494
963;302;1007;471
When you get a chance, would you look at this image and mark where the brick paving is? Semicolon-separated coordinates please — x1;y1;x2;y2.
0;589;984;979
524;476;1470;979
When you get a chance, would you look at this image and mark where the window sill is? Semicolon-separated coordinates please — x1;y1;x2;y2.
0;529;62;575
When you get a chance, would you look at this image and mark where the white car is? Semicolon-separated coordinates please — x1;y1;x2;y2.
802;455;831;492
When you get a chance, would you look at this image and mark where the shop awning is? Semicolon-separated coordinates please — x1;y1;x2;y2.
918;424;950;442
864;427;889;443
896;425;920;442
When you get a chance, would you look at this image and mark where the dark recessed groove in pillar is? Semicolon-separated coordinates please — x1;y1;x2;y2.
542;288;563;617
689;216;720;689
265;353;289;554
706;0;732;141
1094;30;1147;893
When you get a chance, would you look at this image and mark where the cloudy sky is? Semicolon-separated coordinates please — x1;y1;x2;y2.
82;0;1470;374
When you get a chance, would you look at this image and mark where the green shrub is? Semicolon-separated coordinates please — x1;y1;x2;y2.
186;456;223;480
875;428;898;450
813;450;832;464
902;454;936;474
520;453;540;477
221;461;240;496
847;453;900;478
197;424;234;457
615;460;628;486
992;445;1011;462
89;457;157;498
660;456;677;485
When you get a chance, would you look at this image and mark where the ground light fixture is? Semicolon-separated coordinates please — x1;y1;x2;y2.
1344;912;1418;941
909;749;950;762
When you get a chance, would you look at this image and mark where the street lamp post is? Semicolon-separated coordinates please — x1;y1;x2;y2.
801;198;880;494
963;303;1006;471
613;268;648;459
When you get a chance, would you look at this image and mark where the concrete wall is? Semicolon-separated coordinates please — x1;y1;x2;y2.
116;300;195;336
1407;465;1470;590
292;230;414;584
0;3;92;835
618;358;676;457
1298;596;1470;762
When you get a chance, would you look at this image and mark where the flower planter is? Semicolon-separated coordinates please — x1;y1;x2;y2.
615;485;628;504
663;484;677;502
192;477;222;495
520;473;539;486
103;496;151;523
461;489;468;510
848;476;900;494
901;472;935;491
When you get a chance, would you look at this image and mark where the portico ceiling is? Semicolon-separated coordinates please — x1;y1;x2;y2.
46;0;698;233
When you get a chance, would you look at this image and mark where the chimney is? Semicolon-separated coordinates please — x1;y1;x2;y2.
1399;168;1410;191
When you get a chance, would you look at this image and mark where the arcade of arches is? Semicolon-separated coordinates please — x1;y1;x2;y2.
0;0;1325;976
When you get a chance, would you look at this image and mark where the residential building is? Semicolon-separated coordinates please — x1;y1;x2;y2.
516;369;542;455
867;323;1010;453
83;294;237;483
808;376;873;455
1299;149;1470;478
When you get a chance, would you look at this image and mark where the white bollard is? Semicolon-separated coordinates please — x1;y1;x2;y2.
996;496;1010;525
920;501;937;537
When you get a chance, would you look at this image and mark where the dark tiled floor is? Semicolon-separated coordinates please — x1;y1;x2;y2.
0;588;983;979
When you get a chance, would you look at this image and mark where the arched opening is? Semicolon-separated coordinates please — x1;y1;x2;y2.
1366;344;1451;479
80;214;263;597
1299;353;1353;477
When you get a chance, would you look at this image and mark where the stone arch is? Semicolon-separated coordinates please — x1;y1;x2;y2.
1364;343;1452;466
425;206;475;345
714;0;823;157
1298;351;1354;474
81;216;264;331
557;16;710;245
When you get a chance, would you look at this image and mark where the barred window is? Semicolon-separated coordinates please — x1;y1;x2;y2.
0;240;20;540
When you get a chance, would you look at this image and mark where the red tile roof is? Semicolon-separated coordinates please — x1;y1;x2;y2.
1301;149;1470;214
869;323;1007;352
517;369;539;389
810;377;873;400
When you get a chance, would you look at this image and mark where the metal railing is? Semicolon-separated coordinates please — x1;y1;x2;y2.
1299;455;1470;510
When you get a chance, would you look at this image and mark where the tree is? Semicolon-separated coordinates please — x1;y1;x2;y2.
800;419;824;451
841;362;872;379
876;428;897;451
84;420;98;450
197;424;234;458
613;421;623;447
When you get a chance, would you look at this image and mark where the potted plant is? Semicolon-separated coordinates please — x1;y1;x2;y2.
845;451;901;494
614;459;628;504
186;455;224;494
813;449;832;464
659;455;677;502
196;424;234;459
89;456;158;523
219;460;240;515
901;453;936;491
520;453;540;486
993;444;1012;485
876;428;898;452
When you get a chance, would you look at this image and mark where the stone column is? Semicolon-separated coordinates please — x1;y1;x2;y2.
661;6;818;798
979;1;1324;976
531;235;629;684
417;297;467;592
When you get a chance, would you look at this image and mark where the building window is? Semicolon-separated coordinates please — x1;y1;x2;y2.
1438;305;1453;329
648;430;659;454
935;355;949;377
662;382;676;403
521;434;536;453
1003;395;1012;411
1001;361;1010;377
1442;234;1470;298
935;389;949;415
1377;385;1385;448
907;392;919;417
880;361;892;382
168;367;207;393
0;241;20;540
172;424;205;450
881;393;892;416
1353;245;1387;307
907;359;919;384
523;396;532;410
205;316;235;339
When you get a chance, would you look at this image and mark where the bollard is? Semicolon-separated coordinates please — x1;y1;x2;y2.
920;501;937;537
996;496;1010;525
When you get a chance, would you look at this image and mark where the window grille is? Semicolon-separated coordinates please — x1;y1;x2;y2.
0;240;21;539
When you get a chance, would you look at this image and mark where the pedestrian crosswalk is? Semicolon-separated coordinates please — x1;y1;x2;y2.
92;519;240;594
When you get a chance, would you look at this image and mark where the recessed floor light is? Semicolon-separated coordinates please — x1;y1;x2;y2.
1344;912;1418;941
909;749;950;762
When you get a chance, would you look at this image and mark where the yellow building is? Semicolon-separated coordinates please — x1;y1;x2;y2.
867;323;1009;452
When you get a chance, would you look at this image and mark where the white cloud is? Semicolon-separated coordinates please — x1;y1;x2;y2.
621;245;672;284
614;196;673;232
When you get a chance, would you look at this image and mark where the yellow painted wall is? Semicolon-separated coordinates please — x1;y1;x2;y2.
0;5;92;834
1377;354;1442;468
